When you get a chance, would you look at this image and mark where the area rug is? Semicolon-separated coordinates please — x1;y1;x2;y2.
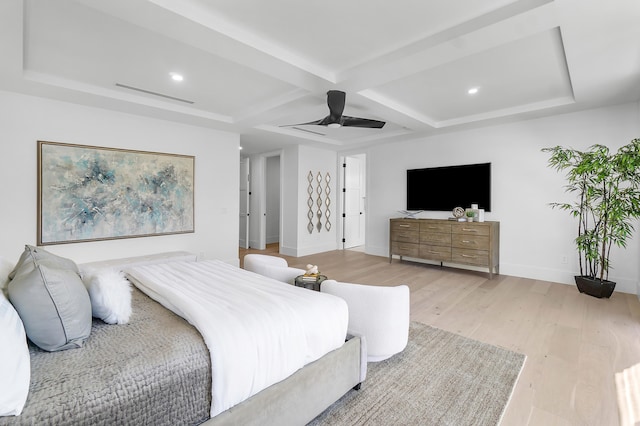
308;322;526;426
615;363;640;425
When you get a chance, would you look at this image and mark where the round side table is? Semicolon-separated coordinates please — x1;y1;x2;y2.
294;274;327;292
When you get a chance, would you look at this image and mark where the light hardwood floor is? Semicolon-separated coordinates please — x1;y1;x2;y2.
239;245;640;425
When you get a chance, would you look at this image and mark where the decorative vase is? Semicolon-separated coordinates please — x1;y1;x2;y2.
574;276;616;298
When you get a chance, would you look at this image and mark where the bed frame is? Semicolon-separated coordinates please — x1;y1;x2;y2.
80;252;366;426
207;334;363;426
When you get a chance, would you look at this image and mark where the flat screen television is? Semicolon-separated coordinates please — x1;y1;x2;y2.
406;162;491;212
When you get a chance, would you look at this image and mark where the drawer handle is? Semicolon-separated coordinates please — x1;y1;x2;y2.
462;240;472;243
462;228;478;232
461;254;477;258
399;224;410;228
429;250;444;254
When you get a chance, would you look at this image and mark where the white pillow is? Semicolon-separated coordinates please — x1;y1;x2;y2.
0;256;14;296
0;291;30;416
83;270;133;325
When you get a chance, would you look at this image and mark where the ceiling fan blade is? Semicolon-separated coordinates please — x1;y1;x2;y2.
341;115;386;128
326;90;345;123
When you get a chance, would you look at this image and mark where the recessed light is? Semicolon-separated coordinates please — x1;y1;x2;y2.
467;87;479;95
239;146;243;150
169;72;184;82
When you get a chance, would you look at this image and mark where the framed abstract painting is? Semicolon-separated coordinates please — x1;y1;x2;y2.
37;141;195;245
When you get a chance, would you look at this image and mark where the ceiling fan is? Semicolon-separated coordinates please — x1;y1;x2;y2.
284;90;386;129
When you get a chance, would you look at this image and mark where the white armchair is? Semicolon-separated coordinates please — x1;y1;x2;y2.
243;254;305;285
321;280;410;362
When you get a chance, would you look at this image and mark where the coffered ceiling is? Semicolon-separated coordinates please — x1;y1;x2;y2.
0;0;638;154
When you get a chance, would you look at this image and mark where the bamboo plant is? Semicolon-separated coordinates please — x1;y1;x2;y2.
542;139;640;283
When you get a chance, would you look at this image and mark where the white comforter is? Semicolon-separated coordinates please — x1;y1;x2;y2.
124;260;348;417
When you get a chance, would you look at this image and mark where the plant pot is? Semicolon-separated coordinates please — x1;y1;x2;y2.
574;276;616;298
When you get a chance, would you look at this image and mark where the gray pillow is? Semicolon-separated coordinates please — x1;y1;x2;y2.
8;245;91;352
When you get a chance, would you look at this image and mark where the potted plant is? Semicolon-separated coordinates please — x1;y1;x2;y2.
542;139;640;298
465;210;475;222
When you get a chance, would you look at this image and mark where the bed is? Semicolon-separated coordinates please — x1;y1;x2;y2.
0;251;365;426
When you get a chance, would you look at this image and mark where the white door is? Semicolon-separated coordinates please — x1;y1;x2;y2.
239;157;250;249
343;155;365;248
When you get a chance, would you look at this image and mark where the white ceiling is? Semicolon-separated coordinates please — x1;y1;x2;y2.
1;0;639;155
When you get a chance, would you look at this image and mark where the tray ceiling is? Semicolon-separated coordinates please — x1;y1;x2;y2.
0;0;638;154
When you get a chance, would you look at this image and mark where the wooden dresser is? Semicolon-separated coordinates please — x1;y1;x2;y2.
389;218;500;279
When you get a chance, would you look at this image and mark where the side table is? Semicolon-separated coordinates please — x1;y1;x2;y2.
294;274;327;292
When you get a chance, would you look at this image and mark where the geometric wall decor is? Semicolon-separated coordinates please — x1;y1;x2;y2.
307;171;315;234
316;172;323;232
325;172;331;231
305;170;332;234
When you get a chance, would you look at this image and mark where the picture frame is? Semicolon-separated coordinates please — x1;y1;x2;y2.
37;141;195;245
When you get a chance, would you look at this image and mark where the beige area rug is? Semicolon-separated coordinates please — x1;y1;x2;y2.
308;322;526;426
616;363;640;425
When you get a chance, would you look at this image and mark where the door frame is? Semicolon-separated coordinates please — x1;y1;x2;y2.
339;152;367;250
239;157;250;249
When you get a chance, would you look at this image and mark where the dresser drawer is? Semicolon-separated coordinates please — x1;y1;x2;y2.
391;220;420;233
451;248;489;266
393;230;419;243
391;241;420;257
452;223;490;237
420;231;451;246
420;222;451;234
451;234;489;250
419;245;452;262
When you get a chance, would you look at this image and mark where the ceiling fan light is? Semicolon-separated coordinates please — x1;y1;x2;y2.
328;122;341;129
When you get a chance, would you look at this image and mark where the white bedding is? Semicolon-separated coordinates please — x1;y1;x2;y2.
124;260;348;417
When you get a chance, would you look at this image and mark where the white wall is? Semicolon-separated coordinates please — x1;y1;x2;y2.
365;102;640;293
0;90;240;266
265;155;280;244
280;145;299;255
280;145;338;257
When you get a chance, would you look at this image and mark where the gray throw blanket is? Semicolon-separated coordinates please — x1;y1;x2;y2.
0;288;211;426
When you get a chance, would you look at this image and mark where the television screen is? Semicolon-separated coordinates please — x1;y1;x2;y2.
406;163;491;212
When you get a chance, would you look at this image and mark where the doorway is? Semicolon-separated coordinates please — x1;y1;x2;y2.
244;152;282;251
342;154;366;249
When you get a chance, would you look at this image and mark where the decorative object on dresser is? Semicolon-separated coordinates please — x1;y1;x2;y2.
389;218;500;279
451;206;465;220
543;139;640;298
465;210;475;222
